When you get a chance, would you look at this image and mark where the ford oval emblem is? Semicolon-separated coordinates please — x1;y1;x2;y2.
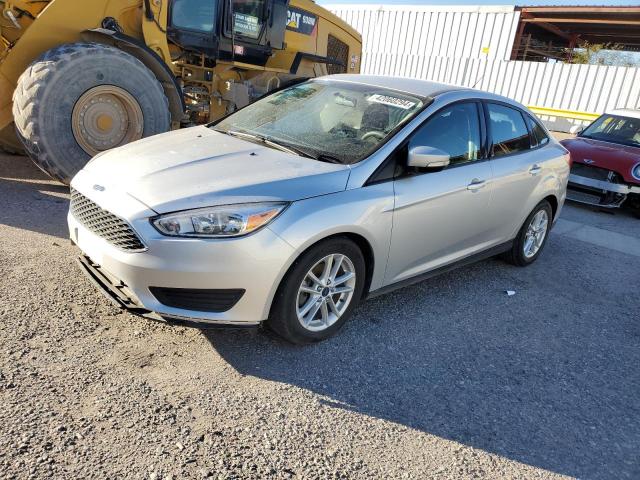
93;184;105;192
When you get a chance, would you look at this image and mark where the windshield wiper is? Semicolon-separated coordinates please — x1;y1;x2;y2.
312;154;344;164
225;130;307;157
216;129;345;163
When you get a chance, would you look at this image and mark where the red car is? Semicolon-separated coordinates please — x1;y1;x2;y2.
561;109;640;216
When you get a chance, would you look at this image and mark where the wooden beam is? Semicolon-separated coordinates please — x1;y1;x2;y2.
528;20;573;41
511;21;526;60
522;18;640;26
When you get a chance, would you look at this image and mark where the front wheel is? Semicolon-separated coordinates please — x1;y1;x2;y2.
268;238;366;344
504;200;553;266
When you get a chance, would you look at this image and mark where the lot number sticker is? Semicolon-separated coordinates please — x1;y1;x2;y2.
368;94;416;110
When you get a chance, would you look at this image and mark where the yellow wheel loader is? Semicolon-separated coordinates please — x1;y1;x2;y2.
0;0;361;183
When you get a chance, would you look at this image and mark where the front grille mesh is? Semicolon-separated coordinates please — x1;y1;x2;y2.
70;189;145;251
571;163;614;182
149;287;245;313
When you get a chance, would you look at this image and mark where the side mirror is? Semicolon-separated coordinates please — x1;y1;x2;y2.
408;146;450;169
569;125;583;135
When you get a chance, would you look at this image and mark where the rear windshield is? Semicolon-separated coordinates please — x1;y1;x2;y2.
213;80;425;164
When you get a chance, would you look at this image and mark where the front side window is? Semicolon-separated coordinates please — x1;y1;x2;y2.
581;114;640;148
232;0;266;39
214;80;425;164
488;103;530;157
409;103;481;165
171;0;216;32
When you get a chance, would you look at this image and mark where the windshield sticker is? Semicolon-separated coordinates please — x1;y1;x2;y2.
287;7;318;36
367;94;416;110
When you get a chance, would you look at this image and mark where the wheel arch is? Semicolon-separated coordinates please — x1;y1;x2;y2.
266;230;377;320
80;28;184;127
543;193;559;220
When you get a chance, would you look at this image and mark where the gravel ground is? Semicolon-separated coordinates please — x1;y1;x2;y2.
1;153;639;480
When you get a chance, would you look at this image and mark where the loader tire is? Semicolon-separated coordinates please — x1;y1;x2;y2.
13;42;171;184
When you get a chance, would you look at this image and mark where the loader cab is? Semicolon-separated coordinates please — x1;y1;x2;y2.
167;0;288;65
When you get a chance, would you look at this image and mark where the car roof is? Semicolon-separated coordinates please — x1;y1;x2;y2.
606;108;640;120
320;74;529;109
321;74;468;98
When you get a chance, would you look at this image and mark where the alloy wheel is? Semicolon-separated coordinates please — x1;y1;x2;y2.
296;254;357;332
523;209;549;259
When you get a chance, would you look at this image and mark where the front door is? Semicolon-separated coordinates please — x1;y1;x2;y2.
385;102;494;285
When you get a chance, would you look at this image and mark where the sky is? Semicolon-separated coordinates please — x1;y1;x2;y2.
318;0;639;5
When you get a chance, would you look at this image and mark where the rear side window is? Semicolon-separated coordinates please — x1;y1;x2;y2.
526;114;550;147
488;103;531;157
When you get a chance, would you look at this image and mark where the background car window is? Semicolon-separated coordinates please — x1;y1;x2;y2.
409;103;481;165
233;0;266;39
581;114;640;147
488;104;531;157
526;114;550;147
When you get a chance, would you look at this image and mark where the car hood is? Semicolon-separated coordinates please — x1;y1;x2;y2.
561;136;640;184
82;126;351;213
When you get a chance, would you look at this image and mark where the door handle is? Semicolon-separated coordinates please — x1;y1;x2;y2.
467;178;486;191
529;164;542;175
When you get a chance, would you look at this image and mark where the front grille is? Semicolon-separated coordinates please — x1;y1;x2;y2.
70;189;145;252
571;163;614;182
327;35;349;74
149;287;245;313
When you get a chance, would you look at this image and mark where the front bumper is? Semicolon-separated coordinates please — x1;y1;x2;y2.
68;177;296;326
567;174;640;208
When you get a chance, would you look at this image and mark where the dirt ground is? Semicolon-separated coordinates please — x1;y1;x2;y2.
1;152;639;479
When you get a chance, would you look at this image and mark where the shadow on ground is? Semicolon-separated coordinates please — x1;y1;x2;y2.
204;237;640;480
0;154;69;238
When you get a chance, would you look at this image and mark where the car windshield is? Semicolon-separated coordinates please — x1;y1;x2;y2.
581;114;640;148
212;80;425;164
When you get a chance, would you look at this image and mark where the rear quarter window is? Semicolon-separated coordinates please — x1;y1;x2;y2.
526;114;550;147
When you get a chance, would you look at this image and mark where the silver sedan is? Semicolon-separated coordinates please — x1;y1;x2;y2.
69;74;570;343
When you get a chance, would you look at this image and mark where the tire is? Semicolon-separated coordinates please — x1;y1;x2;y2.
268;237;366;344
12;42;171;184
504;200;553;267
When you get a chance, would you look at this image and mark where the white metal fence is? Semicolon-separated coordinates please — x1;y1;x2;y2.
328;4;640;131
329;5;520;60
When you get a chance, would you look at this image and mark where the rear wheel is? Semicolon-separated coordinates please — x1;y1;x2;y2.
12;42;170;184
504;200;553;266
268;238;366;344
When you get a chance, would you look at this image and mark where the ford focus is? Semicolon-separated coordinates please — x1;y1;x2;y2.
69;75;570;343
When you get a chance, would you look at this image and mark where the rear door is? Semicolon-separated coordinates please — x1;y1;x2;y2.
385;102;494;285
483;102;551;242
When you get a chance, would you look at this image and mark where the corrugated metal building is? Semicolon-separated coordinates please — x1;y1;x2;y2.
326;4;640;132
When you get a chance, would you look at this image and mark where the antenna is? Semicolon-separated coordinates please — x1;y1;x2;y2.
472;76;484;89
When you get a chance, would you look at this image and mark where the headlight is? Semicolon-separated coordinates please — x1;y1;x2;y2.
632;163;640;181
151;202;288;238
